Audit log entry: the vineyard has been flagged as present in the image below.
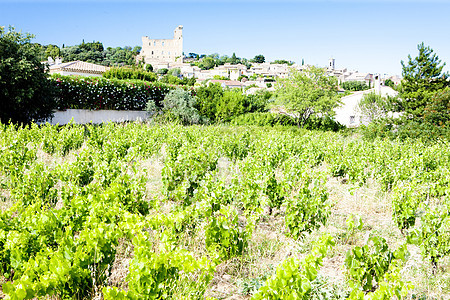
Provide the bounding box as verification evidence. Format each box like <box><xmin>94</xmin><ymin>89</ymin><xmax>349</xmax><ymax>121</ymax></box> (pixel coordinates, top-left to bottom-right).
<box><xmin>0</xmin><ymin>122</ymin><xmax>449</xmax><ymax>299</ymax></box>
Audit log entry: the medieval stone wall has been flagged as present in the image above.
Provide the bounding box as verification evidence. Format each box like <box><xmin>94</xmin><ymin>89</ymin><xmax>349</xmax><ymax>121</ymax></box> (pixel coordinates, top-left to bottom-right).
<box><xmin>140</xmin><ymin>25</ymin><xmax>183</xmax><ymax>64</ymax></box>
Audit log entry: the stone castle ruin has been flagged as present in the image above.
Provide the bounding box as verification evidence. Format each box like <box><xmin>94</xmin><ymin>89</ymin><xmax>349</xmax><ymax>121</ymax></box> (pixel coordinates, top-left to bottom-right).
<box><xmin>139</xmin><ymin>25</ymin><xmax>183</xmax><ymax>64</ymax></box>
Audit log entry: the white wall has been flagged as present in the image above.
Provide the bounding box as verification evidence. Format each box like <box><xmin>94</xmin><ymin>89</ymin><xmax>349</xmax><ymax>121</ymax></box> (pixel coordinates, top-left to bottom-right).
<box><xmin>46</xmin><ymin>109</ymin><xmax>149</xmax><ymax>125</ymax></box>
<box><xmin>334</xmin><ymin>86</ymin><xmax>398</xmax><ymax>127</ymax></box>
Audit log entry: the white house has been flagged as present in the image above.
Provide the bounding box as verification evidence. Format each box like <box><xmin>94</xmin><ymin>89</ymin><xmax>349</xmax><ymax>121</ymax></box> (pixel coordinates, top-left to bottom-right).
<box><xmin>334</xmin><ymin>84</ymin><xmax>398</xmax><ymax>127</ymax></box>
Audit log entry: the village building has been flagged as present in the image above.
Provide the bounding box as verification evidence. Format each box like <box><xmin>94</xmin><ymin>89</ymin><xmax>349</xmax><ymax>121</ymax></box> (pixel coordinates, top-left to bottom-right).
<box><xmin>47</xmin><ymin>58</ymin><xmax>109</xmax><ymax>77</ymax></box>
<box><xmin>334</xmin><ymin>77</ymin><xmax>398</xmax><ymax>127</ymax></box>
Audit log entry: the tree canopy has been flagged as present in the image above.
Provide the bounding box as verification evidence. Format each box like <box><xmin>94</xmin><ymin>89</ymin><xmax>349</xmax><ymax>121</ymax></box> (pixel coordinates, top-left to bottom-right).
<box><xmin>399</xmin><ymin>42</ymin><xmax>449</xmax><ymax>118</ymax></box>
<box><xmin>274</xmin><ymin>66</ymin><xmax>340</xmax><ymax>126</ymax></box>
<box><xmin>252</xmin><ymin>55</ymin><xmax>265</xmax><ymax>63</ymax></box>
<box><xmin>0</xmin><ymin>26</ymin><xmax>55</xmax><ymax>123</ymax></box>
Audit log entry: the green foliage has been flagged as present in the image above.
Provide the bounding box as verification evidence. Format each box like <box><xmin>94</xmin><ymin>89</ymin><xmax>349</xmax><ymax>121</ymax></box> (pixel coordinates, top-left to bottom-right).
<box><xmin>157</xmin><ymin>68</ymin><xmax>169</xmax><ymax>75</ymax></box>
<box><xmin>161</xmin><ymin>141</ymin><xmax>218</xmax><ymax>204</ymax></box>
<box><xmin>399</xmin><ymin>42</ymin><xmax>449</xmax><ymax>118</ymax></box>
<box><xmin>195</xmin><ymin>84</ymin><xmax>268</xmax><ymax>123</ymax></box>
<box><xmin>194</xmin><ymin>83</ymin><xmax>224</xmax><ymax>121</ymax></box>
<box><xmin>384</xmin><ymin>79</ymin><xmax>395</xmax><ymax>88</ymax></box>
<box><xmin>103</xmin><ymin>67</ymin><xmax>157</xmax><ymax>82</ymax></box>
<box><xmin>205</xmin><ymin>205</ymin><xmax>254</xmax><ymax>260</ymax></box>
<box><xmin>345</xmin><ymin>234</ymin><xmax>408</xmax><ymax>292</ymax></box>
<box><xmin>342</xmin><ymin>81</ymin><xmax>369</xmax><ymax>91</ymax></box>
<box><xmin>103</xmin><ymin>236</ymin><xmax>215</xmax><ymax>300</ymax></box>
<box><xmin>407</xmin><ymin>200</ymin><xmax>450</xmax><ymax>271</ymax></box>
<box><xmin>285</xmin><ymin>176</ymin><xmax>331</xmax><ymax>240</ymax></box>
<box><xmin>52</xmin><ymin>74</ymin><xmax>175</xmax><ymax>110</ymax></box>
<box><xmin>357</xmin><ymin>92</ymin><xmax>393</xmax><ymax>122</ymax></box>
<box><xmin>274</xmin><ymin>66</ymin><xmax>340</xmax><ymax>126</ymax></box>
<box><xmin>391</xmin><ymin>183</ymin><xmax>424</xmax><ymax>233</ymax></box>
<box><xmin>252</xmin><ymin>54</ymin><xmax>265</xmax><ymax>63</ymax></box>
<box><xmin>57</xmin><ymin>43</ymin><xmax>139</xmax><ymax>66</ymax></box>
<box><xmin>232</xmin><ymin>112</ymin><xmax>296</xmax><ymax>126</ymax></box>
<box><xmin>197</xmin><ymin>56</ymin><xmax>216</xmax><ymax>70</ymax></box>
<box><xmin>347</xmin><ymin>260</ymin><xmax>413</xmax><ymax>300</ymax></box>
<box><xmin>251</xmin><ymin>234</ymin><xmax>335</xmax><ymax>300</ymax></box>
<box><xmin>213</xmin><ymin>75</ymin><xmax>229</xmax><ymax>80</ymax></box>
<box><xmin>271</xmin><ymin>60</ymin><xmax>294</xmax><ymax>66</ymax></box>
<box><xmin>159</xmin><ymin>74</ymin><xmax>196</xmax><ymax>86</ymax></box>
<box><xmin>0</xmin><ymin>26</ymin><xmax>56</xmax><ymax>123</ymax></box>
<box><xmin>156</xmin><ymin>88</ymin><xmax>202</xmax><ymax>125</ymax></box>
<box><xmin>423</xmin><ymin>88</ymin><xmax>450</xmax><ymax>127</ymax></box>
<box><xmin>145</xmin><ymin>63</ymin><xmax>153</xmax><ymax>72</ymax></box>
<box><xmin>216</xmin><ymin>89</ymin><xmax>249</xmax><ymax>122</ymax></box>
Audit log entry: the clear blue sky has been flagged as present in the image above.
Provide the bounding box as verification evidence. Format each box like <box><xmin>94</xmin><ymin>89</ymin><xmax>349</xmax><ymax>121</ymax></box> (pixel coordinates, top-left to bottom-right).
<box><xmin>1</xmin><ymin>0</ymin><xmax>449</xmax><ymax>75</ymax></box>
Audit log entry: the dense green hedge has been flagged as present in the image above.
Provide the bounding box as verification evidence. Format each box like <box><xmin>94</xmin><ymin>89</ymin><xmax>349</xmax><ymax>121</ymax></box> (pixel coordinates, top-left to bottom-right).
<box><xmin>231</xmin><ymin>112</ymin><xmax>297</xmax><ymax>126</ymax></box>
<box><xmin>102</xmin><ymin>67</ymin><xmax>157</xmax><ymax>82</ymax></box>
<box><xmin>232</xmin><ymin>112</ymin><xmax>345</xmax><ymax>131</ymax></box>
<box><xmin>51</xmin><ymin>75</ymin><xmax>194</xmax><ymax>111</ymax></box>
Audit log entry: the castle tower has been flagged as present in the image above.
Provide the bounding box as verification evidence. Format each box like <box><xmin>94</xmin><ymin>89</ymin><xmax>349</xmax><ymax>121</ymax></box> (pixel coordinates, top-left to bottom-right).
<box><xmin>328</xmin><ymin>57</ymin><xmax>335</xmax><ymax>71</ymax></box>
<box><xmin>139</xmin><ymin>25</ymin><xmax>184</xmax><ymax>64</ymax></box>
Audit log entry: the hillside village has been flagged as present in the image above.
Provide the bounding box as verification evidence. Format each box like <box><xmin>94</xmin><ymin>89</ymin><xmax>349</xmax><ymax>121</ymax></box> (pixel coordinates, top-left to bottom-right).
<box><xmin>46</xmin><ymin>25</ymin><xmax>401</xmax><ymax>92</ymax></box>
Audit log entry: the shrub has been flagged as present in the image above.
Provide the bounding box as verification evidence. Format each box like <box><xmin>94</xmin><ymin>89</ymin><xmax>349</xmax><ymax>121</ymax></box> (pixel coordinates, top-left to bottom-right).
<box><xmin>231</xmin><ymin>112</ymin><xmax>296</xmax><ymax>126</ymax></box>
<box><xmin>342</xmin><ymin>81</ymin><xmax>370</xmax><ymax>91</ymax></box>
<box><xmin>157</xmin><ymin>68</ymin><xmax>169</xmax><ymax>75</ymax></box>
<box><xmin>148</xmin><ymin>88</ymin><xmax>201</xmax><ymax>125</ymax></box>
<box><xmin>102</xmin><ymin>67</ymin><xmax>157</xmax><ymax>82</ymax></box>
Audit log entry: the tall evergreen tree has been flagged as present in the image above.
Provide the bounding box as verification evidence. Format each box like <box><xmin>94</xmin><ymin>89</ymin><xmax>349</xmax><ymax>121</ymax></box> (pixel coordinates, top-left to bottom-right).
<box><xmin>400</xmin><ymin>42</ymin><xmax>448</xmax><ymax>118</ymax></box>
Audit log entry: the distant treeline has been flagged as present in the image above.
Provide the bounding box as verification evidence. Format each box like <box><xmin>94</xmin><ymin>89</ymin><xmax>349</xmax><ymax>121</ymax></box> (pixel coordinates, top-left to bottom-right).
<box><xmin>35</xmin><ymin>41</ymin><xmax>141</xmax><ymax>66</ymax></box>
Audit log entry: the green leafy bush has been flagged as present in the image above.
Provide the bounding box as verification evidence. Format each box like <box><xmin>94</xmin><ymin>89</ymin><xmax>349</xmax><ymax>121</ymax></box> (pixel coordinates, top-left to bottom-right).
<box><xmin>251</xmin><ymin>234</ymin><xmax>334</xmax><ymax>299</ymax></box>
<box><xmin>205</xmin><ymin>206</ymin><xmax>254</xmax><ymax>260</ymax></box>
<box><xmin>342</xmin><ymin>81</ymin><xmax>370</xmax><ymax>91</ymax></box>
<box><xmin>102</xmin><ymin>67</ymin><xmax>157</xmax><ymax>82</ymax></box>
<box><xmin>345</xmin><ymin>235</ymin><xmax>408</xmax><ymax>292</ymax></box>
<box><xmin>150</xmin><ymin>88</ymin><xmax>202</xmax><ymax>125</ymax></box>
<box><xmin>285</xmin><ymin>176</ymin><xmax>331</xmax><ymax>240</ymax></box>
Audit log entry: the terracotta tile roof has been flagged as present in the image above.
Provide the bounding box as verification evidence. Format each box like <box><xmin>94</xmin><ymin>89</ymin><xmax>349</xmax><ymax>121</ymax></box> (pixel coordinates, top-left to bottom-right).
<box><xmin>49</xmin><ymin>61</ymin><xmax>108</xmax><ymax>74</ymax></box>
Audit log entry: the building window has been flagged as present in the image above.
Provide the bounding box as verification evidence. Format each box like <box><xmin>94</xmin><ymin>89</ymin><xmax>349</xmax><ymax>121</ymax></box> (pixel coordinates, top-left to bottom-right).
<box><xmin>350</xmin><ymin>116</ymin><xmax>355</xmax><ymax>124</ymax></box>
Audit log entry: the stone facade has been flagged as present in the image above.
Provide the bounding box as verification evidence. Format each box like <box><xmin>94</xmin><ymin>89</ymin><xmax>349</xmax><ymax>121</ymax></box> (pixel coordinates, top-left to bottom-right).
<box><xmin>139</xmin><ymin>25</ymin><xmax>183</xmax><ymax>64</ymax></box>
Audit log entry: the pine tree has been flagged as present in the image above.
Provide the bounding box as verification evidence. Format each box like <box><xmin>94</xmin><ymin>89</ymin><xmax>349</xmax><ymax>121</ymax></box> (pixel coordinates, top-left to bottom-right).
<box><xmin>400</xmin><ymin>42</ymin><xmax>448</xmax><ymax>118</ymax></box>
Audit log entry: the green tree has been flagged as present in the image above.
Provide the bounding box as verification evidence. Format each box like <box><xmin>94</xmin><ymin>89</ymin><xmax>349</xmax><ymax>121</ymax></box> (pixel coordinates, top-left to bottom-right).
<box><xmin>252</xmin><ymin>54</ymin><xmax>265</xmax><ymax>63</ymax></box>
<box><xmin>357</xmin><ymin>92</ymin><xmax>393</xmax><ymax>122</ymax></box>
<box><xmin>44</xmin><ymin>44</ymin><xmax>61</xmax><ymax>59</ymax></box>
<box><xmin>215</xmin><ymin>89</ymin><xmax>248</xmax><ymax>122</ymax></box>
<box><xmin>145</xmin><ymin>63</ymin><xmax>153</xmax><ymax>72</ymax></box>
<box><xmin>384</xmin><ymin>78</ymin><xmax>395</xmax><ymax>88</ymax></box>
<box><xmin>399</xmin><ymin>42</ymin><xmax>448</xmax><ymax>118</ymax></box>
<box><xmin>423</xmin><ymin>88</ymin><xmax>450</xmax><ymax>127</ymax></box>
<box><xmin>274</xmin><ymin>66</ymin><xmax>340</xmax><ymax>127</ymax></box>
<box><xmin>229</xmin><ymin>52</ymin><xmax>239</xmax><ymax>65</ymax></box>
<box><xmin>198</xmin><ymin>57</ymin><xmax>216</xmax><ymax>70</ymax></box>
<box><xmin>194</xmin><ymin>83</ymin><xmax>224</xmax><ymax>122</ymax></box>
<box><xmin>0</xmin><ymin>26</ymin><xmax>56</xmax><ymax>123</ymax></box>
